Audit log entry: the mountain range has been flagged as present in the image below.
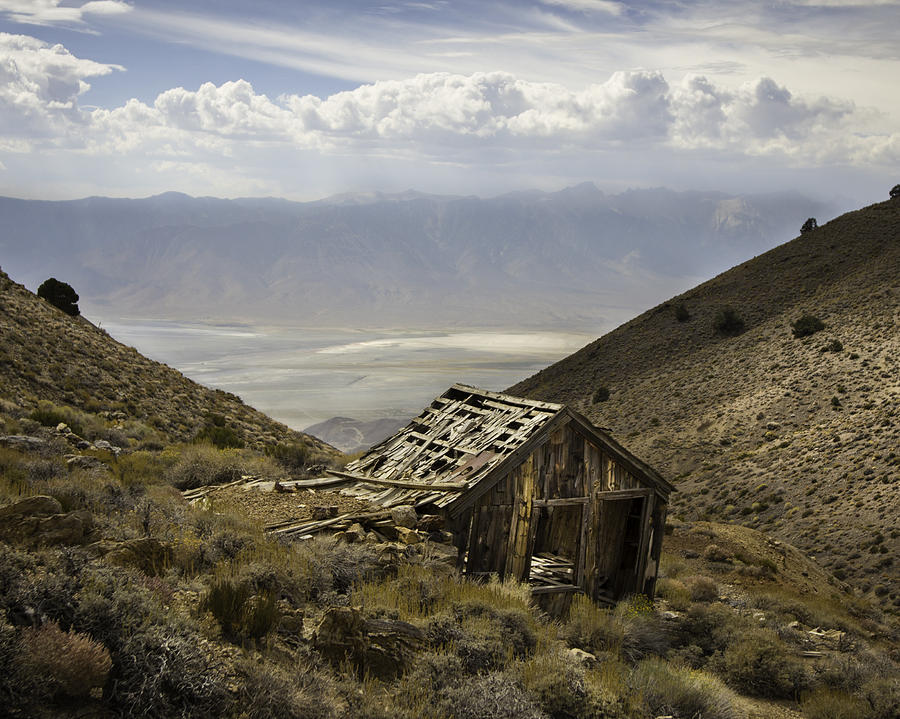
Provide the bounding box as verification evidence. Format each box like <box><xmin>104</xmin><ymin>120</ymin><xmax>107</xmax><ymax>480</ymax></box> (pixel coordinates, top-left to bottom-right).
<box><xmin>0</xmin><ymin>185</ymin><xmax>834</xmax><ymax>328</ymax></box>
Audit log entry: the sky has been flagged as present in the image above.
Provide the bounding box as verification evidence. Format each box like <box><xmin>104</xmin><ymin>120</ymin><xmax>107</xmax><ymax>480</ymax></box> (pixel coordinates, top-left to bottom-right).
<box><xmin>0</xmin><ymin>0</ymin><xmax>898</xmax><ymax>203</ymax></box>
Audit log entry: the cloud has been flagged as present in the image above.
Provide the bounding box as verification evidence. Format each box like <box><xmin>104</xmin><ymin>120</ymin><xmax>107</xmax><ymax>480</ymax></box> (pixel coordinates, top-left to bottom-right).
<box><xmin>538</xmin><ymin>0</ymin><xmax>625</xmax><ymax>14</ymax></box>
<box><xmin>0</xmin><ymin>0</ymin><xmax>131</xmax><ymax>28</ymax></box>
<box><xmin>0</xmin><ymin>32</ymin><xmax>896</xmax><ymax>200</ymax></box>
<box><xmin>0</xmin><ymin>33</ymin><xmax>123</xmax><ymax>140</ymax></box>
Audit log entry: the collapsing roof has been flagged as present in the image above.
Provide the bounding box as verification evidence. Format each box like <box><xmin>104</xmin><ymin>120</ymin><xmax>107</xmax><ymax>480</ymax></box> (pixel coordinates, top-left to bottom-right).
<box><xmin>327</xmin><ymin>383</ymin><xmax>672</xmax><ymax>514</ymax></box>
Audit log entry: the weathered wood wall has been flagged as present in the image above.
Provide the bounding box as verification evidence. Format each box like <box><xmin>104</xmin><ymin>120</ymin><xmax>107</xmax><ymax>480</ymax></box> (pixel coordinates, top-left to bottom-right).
<box><xmin>462</xmin><ymin>420</ymin><xmax>667</xmax><ymax>607</ymax></box>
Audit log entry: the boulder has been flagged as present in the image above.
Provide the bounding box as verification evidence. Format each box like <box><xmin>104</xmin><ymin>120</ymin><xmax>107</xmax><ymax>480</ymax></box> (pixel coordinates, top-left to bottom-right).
<box><xmin>0</xmin><ymin>435</ymin><xmax>47</xmax><ymax>452</ymax></box>
<box><xmin>396</xmin><ymin>527</ymin><xmax>421</xmax><ymax>545</ymax></box>
<box><xmin>66</xmin><ymin>455</ymin><xmax>108</xmax><ymax>472</ymax></box>
<box><xmin>390</xmin><ymin>505</ymin><xmax>418</xmax><ymax>529</ymax></box>
<box><xmin>340</xmin><ymin>523</ymin><xmax>367</xmax><ymax>544</ymax></box>
<box><xmin>93</xmin><ymin>439</ymin><xmax>123</xmax><ymax>457</ymax></box>
<box><xmin>0</xmin><ymin>496</ymin><xmax>95</xmax><ymax>546</ymax></box>
<box><xmin>313</xmin><ymin>606</ymin><xmax>424</xmax><ymax>679</ymax></box>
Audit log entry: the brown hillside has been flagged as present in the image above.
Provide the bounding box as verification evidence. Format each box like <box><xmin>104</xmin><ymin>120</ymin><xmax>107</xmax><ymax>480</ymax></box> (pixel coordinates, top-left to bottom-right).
<box><xmin>0</xmin><ymin>268</ymin><xmax>336</xmax><ymax>457</ymax></box>
<box><xmin>511</xmin><ymin>199</ymin><xmax>900</xmax><ymax>609</ymax></box>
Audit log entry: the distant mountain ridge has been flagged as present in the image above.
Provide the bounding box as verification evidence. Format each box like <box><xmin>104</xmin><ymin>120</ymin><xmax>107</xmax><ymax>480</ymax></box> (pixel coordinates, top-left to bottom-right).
<box><xmin>0</xmin><ymin>185</ymin><xmax>834</xmax><ymax>328</ymax></box>
<box><xmin>510</xmin><ymin>197</ymin><xmax>900</xmax><ymax>607</ymax></box>
<box><xmin>303</xmin><ymin>416</ymin><xmax>410</xmax><ymax>454</ymax></box>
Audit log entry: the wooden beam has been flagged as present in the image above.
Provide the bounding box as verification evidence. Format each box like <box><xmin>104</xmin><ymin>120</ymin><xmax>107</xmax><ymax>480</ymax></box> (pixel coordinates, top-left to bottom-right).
<box><xmin>325</xmin><ymin>469</ymin><xmax>468</xmax><ymax>492</ymax></box>
<box><xmin>532</xmin><ymin>497</ymin><xmax>590</xmax><ymax>507</ymax></box>
<box><xmin>530</xmin><ymin>584</ymin><xmax>581</xmax><ymax>595</ymax></box>
<box><xmin>594</xmin><ymin>488</ymin><xmax>653</xmax><ymax>501</ymax></box>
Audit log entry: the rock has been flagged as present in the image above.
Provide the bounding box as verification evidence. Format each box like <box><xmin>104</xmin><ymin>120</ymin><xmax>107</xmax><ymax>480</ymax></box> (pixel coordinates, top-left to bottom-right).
<box><xmin>396</xmin><ymin>527</ymin><xmax>421</xmax><ymax>545</ymax></box>
<box><xmin>0</xmin><ymin>435</ymin><xmax>47</xmax><ymax>452</ymax></box>
<box><xmin>93</xmin><ymin>439</ymin><xmax>123</xmax><ymax>457</ymax></box>
<box><xmin>278</xmin><ymin>607</ymin><xmax>305</xmax><ymax>636</ymax></box>
<box><xmin>104</xmin><ymin>538</ymin><xmax>173</xmax><ymax>575</ymax></box>
<box><xmin>344</xmin><ymin>523</ymin><xmax>367</xmax><ymax>543</ymax></box>
<box><xmin>365</xmin><ymin>531</ymin><xmax>386</xmax><ymax>544</ymax></box>
<box><xmin>312</xmin><ymin>505</ymin><xmax>339</xmax><ymax>520</ymax></box>
<box><xmin>390</xmin><ymin>505</ymin><xmax>418</xmax><ymax>529</ymax></box>
<box><xmin>567</xmin><ymin>648</ymin><xmax>597</xmax><ymax>667</ymax></box>
<box><xmin>66</xmin><ymin>455</ymin><xmax>108</xmax><ymax>471</ymax></box>
<box><xmin>0</xmin><ymin>496</ymin><xmax>95</xmax><ymax>546</ymax></box>
<box><xmin>313</xmin><ymin>606</ymin><xmax>424</xmax><ymax>679</ymax></box>
<box><xmin>0</xmin><ymin>495</ymin><xmax>62</xmax><ymax>519</ymax></box>
<box><xmin>416</xmin><ymin>514</ymin><xmax>444</xmax><ymax>532</ymax></box>
<box><xmin>56</xmin><ymin>423</ymin><xmax>71</xmax><ymax>434</ymax></box>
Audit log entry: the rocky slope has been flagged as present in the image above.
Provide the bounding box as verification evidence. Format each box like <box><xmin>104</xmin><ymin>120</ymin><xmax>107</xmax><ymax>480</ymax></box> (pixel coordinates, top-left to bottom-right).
<box><xmin>510</xmin><ymin>198</ymin><xmax>900</xmax><ymax>608</ymax></box>
<box><xmin>0</xmin><ymin>268</ymin><xmax>336</xmax><ymax>457</ymax></box>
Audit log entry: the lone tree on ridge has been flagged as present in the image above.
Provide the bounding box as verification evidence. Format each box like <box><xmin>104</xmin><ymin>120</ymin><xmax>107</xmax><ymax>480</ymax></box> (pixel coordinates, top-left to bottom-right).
<box><xmin>37</xmin><ymin>278</ymin><xmax>80</xmax><ymax>316</ymax></box>
<box><xmin>800</xmin><ymin>217</ymin><xmax>817</xmax><ymax>234</ymax></box>
<box><xmin>890</xmin><ymin>184</ymin><xmax>900</xmax><ymax>200</ymax></box>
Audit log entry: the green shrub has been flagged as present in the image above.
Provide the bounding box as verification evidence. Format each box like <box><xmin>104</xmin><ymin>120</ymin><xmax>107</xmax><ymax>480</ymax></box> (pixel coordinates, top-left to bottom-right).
<box><xmin>714</xmin><ymin>308</ymin><xmax>745</xmax><ymax>336</ymax></box>
<box><xmin>265</xmin><ymin>442</ymin><xmax>310</xmax><ymax>472</ymax></box>
<box><xmin>824</xmin><ymin>339</ymin><xmax>844</xmax><ymax>353</ymax></box>
<box><xmin>860</xmin><ymin>676</ymin><xmax>900</xmax><ymax>719</ymax></box>
<box><xmin>166</xmin><ymin>445</ymin><xmax>244</xmax><ymax>490</ymax></box>
<box><xmin>670</xmin><ymin>603</ymin><xmax>747</xmax><ymax>660</ymax></box>
<box><xmin>236</xmin><ymin>658</ymin><xmax>343</xmax><ymax>719</ymax></box>
<box><xmin>802</xmin><ymin>688</ymin><xmax>868</xmax><ymax>719</ymax></box>
<box><xmin>562</xmin><ymin>594</ymin><xmax>623</xmax><ymax>655</ymax></box>
<box><xmin>18</xmin><ymin>620</ymin><xmax>111</xmax><ymax>699</ymax></box>
<box><xmin>29</xmin><ymin>404</ymin><xmax>84</xmax><ymax>438</ymax></box>
<box><xmin>592</xmin><ymin>386</ymin><xmax>611</xmax><ymax>404</ymax></box>
<box><xmin>111</xmin><ymin>624</ymin><xmax>231</xmax><ymax>719</ymax></box>
<box><xmin>195</xmin><ymin>423</ymin><xmax>244</xmax><ymax>449</ymax></box>
<box><xmin>657</xmin><ymin>578</ymin><xmax>691</xmax><ymax>611</ymax></box>
<box><xmin>616</xmin><ymin>599</ymin><xmax>668</xmax><ymax>662</ymax></box>
<box><xmin>792</xmin><ymin>314</ymin><xmax>825</xmax><ymax>338</ymax></box>
<box><xmin>674</xmin><ymin>302</ymin><xmax>691</xmax><ymax>322</ymax></box>
<box><xmin>713</xmin><ymin>627</ymin><xmax>809</xmax><ymax>698</ymax></box>
<box><xmin>442</xmin><ymin>671</ymin><xmax>545</xmax><ymax>719</ymax></box>
<box><xmin>683</xmin><ymin>575</ymin><xmax>718</xmax><ymax>602</ymax></box>
<box><xmin>632</xmin><ymin>657</ymin><xmax>742</xmax><ymax>719</ymax></box>
<box><xmin>201</xmin><ymin>577</ymin><xmax>279</xmax><ymax>643</ymax></box>
<box><xmin>520</xmin><ymin>650</ymin><xmax>607</xmax><ymax>719</ymax></box>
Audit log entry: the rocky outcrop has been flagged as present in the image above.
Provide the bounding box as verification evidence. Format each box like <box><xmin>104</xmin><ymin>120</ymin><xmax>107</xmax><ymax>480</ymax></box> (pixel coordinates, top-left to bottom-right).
<box><xmin>0</xmin><ymin>495</ymin><xmax>97</xmax><ymax>546</ymax></box>
<box><xmin>313</xmin><ymin>606</ymin><xmax>425</xmax><ymax>679</ymax></box>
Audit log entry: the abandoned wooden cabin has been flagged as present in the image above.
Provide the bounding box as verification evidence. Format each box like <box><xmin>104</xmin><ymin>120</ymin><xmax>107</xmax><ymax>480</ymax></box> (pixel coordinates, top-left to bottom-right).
<box><xmin>319</xmin><ymin>384</ymin><xmax>673</xmax><ymax>607</ymax></box>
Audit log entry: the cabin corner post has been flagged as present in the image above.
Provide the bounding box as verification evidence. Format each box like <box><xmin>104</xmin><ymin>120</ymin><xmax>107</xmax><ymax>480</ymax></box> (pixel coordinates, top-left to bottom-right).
<box><xmin>642</xmin><ymin>498</ymin><xmax>668</xmax><ymax>597</ymax></box>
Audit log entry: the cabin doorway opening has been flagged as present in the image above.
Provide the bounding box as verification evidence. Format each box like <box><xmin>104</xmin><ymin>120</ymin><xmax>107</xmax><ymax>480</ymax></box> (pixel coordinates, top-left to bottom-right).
<box><xmin>592</xmin><ymin>495</ymin><xmax>647</xmax><ymax>603</ymax></box>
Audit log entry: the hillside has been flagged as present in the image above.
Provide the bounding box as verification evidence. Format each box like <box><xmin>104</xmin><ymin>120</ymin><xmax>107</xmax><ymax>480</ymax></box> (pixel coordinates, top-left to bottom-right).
<box><xmin>0</xmin><ymin>268</ymin><xmax>335</xmax><ymax>458</ymax></box>
<box><xmin>0</xmin><ymin>187</ymin><xmax>832</xmax><ymax>328</ymax></box>
<box><xmin>511</xmin><ymin>198</ymin><xmax>900</xmax><ymax>608</ymax></box>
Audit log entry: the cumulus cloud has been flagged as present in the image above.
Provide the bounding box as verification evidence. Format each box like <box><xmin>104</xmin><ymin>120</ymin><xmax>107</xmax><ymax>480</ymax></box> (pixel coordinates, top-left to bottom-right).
<box><xmin>0</xmin><ymin>0</ymin><xmax>131</xmax><ymax>28</ymax></box>
<box><xmin>0</xmin><ymin>33</ymin><xmax>123</xmax><ymax>140</ymax></box>
<box><xmin>0</xmin><ymin>32</ymin><xmax>896</xmax><ymax>197</ymax></box>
